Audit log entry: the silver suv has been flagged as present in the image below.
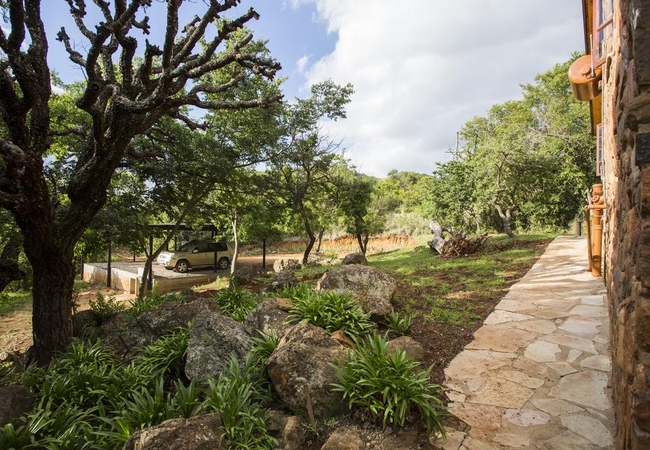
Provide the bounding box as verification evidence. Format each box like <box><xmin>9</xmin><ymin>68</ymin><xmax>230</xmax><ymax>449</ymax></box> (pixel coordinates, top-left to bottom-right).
<box><xmin>157</xmin><ymin>240</ymin><xmax>234</xmax><ymax>273</ymax></box>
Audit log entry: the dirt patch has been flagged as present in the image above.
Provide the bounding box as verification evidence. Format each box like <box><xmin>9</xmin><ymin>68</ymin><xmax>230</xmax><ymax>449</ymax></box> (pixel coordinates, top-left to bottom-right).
<box><xmin>0</xmin><ymin>286</ymin><xmax>131</xmax><ymax>357</ymax></box>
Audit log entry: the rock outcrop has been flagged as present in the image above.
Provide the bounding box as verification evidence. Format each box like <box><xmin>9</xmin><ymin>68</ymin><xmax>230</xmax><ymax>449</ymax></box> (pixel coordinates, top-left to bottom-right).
<box><xmin>123</xmin><ymin>413</ymin><xmax>223</xmax><ymax>450</ymax></box>
<box><xmin>273</xmin><ymin>258</ymin><xmax>301</xmax><ymax>273</ymax></box>
<box><xmin>185</xmin><ymin>309</ymin><xmax>252</xmax><ymax>384</ymax></box>
<box><xmin>267</xmin><ymin>321</ymin><xmax>348</xmax><ymax>419</ymax></box>
<box><xmin>0</xmin><ymin>385</ymin><xmax>34</xmax><ymax>427</ymax></box>
<box><xmin>316</xmin><ymin>265</ymin><xmax>396</xmax><ymax>320</ymax></box>
<box><xmin>101</xmin><ymin>298</ymin><xmax>217</xmax><ymax>359</ymax></box>
<box><xmin>341</xmin><ymin>253</ymin><xmax>367</xmax><ymax>265</ymax></box>
<box><xmin>244</xmin><ymin>297</ymin><xmax>291</xmax><ymax>338</ymax></box>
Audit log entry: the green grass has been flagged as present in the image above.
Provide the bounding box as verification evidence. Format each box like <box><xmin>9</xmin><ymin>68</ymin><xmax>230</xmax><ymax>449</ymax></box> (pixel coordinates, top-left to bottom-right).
<box><xmin>369</xmin><ymin>234</ymin><xmax>554</xmax><ymax>327</ymax></box>
<box><xmin>0</xmin><ymin>290</ymin><xmax>31</xmax><ymax>314</ymax></box>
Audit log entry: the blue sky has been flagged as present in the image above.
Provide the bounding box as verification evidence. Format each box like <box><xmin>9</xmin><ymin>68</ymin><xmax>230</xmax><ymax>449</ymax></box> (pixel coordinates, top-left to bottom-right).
<box><xmin>39</xmin><ymin>0</ymin><xmax>585</xmax><ymax>177</ymax></box>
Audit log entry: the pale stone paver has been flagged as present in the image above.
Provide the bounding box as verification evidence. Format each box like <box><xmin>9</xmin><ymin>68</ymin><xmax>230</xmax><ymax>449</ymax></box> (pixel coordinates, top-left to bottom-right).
<box><xmin>440</xmin><ymin>237</ymin><xmax>615</xmax><ymax>449</ymax></box>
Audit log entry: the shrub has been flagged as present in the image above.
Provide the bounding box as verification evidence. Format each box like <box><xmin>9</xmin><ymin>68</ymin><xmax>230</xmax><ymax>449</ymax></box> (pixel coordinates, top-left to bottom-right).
<box><xmin>129</xmin><ymin>290</ymin><xmax>185</xmax><ymax>316</ymax></box>
<box><xmin>213</xmin><ymin>288</ymin><xmax>261</xmax><ymax>322</ymax></box>
<box><xmin>332</xmin><ymin>333</ymin><xmax>446</xmax><ymax>436</ymax></box>
<box><xmin>384</xmin><ymin>310</ymin><xmax>413</xmax><ymax>336</ymax></box>
<box><xmin>133</xmin><ymin>326</ymin><xmax>189</xmax><ymax>379</ymax></box>
<box><xmin>89</xmin><ymin>293</ymin><xmax>127</xmax><ymax>323</ymax></box>
<box><xmin>249</xmin><ymin>330</ymin><xmax>279</xmax><ymax>368</ymax></box>
<box><xmin>287</xmin><ymin>290</ymin><xmax>375</xmax><ymax>341</ymax></box>
<box><xmin>203</xmin><ymin>356</ymin><xmax>277</xmax><ymax>449</ymax></box>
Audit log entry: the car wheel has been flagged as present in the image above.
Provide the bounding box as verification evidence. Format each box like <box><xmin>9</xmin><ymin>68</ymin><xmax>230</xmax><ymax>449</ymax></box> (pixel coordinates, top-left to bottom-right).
<box><xmin>217</xmin><ymin>257</ymin><xmax>230</xmax><ymax>270</ymax></box>
<box><xmin>175</xmin><ymin>260</ymin><xmax>190</xmax><ymax>273</ymax></box>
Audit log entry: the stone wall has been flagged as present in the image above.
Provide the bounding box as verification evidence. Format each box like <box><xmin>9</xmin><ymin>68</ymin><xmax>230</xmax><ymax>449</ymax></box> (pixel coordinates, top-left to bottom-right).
<box><xmin>602</xmin><ymin>1</ymin><xmax>650</xmax><ymax>448</ymax></box>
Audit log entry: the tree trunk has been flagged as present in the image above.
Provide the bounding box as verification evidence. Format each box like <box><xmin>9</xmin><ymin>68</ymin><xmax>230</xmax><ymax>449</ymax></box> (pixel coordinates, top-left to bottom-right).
<box><xmin>494</xmin><ymin>204</ymin><xmax>515</xmax><ymax>238</ymax></box>
<box><xmin>301</xmin><ymin>215</ymin><xmax>316</xmax><ymax>265</ymax></box>
<box><xmin>355</xmin><ymin>233</ymin><xmax>369</xmax><ymax>254</ymax></box>
<box><xmin>298</xmin><ymin>203</ymin><xmax>316</xmax><ymax>265</ymax></box>
<box><xmin>138</xmin><ymin>256</ymin><xmax>153</xmax><ymax>299</ymax></box>
<box><xmin>230</xmin><ymin>212</ymin><xmax>239</xmax><ymax>288</ymax></box>
<box><xmin>23</xmin><ymin>238</ymin><xmax>75</xmax><ymax>366</ymax></box>
<box><xmin>315</xmin><ymin>229</ymin><xmax>324</xmax><ymax>252</ymax></box>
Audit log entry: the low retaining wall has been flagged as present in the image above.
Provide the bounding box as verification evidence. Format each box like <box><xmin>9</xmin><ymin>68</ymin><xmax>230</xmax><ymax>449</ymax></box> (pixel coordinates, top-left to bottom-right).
<box><xmin>82</xmin><ymin>263</ymin><xmax>222</xmax><ymax>294</ymax></box>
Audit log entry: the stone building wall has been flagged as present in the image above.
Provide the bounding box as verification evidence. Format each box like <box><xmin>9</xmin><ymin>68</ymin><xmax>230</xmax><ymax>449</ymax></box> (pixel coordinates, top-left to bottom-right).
<box><xmin>602</xmin><ymin>0</ymin><xmax>650</xmax><ymax>448</ymax></box>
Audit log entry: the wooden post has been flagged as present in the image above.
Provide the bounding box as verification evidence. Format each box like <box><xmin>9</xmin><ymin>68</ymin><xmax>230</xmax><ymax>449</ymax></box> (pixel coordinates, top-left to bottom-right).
<box><xmin>107</xmin><ymin>241</ymin><xmax>112</xmax><ymax>288</ymax></box>
<box><xmin>590</xmin><ymin>184</ymin><xmax>605</xmax><ymax>277</ymax></box>
<box><xmin>262</xmin><ymin>238</ymin><xmax>266</xmax><ymax>269</ymax></box>
<box><xmin>148</xmin><ymin>235</ymin><xmax>153</xmax><ymax>290</ymax></box>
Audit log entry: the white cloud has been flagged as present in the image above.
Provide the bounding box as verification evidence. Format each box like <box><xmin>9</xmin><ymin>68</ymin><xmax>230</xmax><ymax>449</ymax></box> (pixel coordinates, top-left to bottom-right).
<box><xmin>296</xmin><ymin>54</ymin><xmax>310</xmax><ymax>74</ymax></box>
<box><xmin>293</xmin><ymin>0</ymin><xmax>584</xmax><ymax>177</ymax></box>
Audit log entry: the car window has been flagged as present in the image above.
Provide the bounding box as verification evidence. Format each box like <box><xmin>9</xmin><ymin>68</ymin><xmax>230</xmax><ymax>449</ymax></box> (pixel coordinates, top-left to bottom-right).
<box><xmin>215</xmin><ymin>243</ymin><xmax>228</xmax><ymax>252</ymax></box>
<box><xmin>195</xmin><ymin>243</ymin><xmax>211</xmax><ymax>253</ymax></box>
<box><xmin>178</xmin><ymin>242</ymin><xmax>196</xmax><ymax>252</ymax></box>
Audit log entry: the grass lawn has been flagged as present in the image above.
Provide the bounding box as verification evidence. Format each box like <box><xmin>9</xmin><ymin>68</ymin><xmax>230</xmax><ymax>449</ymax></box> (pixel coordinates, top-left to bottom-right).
<box><xmin>367</xmin><ymin>233</ymin><xmax>555</xmax><ymax>384</ymax></box>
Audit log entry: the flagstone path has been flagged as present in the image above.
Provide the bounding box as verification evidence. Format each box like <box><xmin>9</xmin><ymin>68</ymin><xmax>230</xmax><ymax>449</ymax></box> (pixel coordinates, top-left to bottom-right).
<box><xmin>437</xmin><ymin>237</ymin><xmax>615</xmax><ymax>449</ymax></box>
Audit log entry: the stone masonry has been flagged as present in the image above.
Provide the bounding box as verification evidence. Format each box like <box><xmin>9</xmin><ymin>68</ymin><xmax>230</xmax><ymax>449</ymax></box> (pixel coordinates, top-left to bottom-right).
<box><xmin>600</xmin><ymin>1</ymin><xmax>650</xmax><ymax>448</ymax></box>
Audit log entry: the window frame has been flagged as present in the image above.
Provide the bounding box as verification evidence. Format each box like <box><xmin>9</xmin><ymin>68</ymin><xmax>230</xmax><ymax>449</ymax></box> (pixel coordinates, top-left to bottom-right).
<box><xmin>591</xmin><ymin>0</ymin><xmax>614</xmax><ymax>68</ymax></box>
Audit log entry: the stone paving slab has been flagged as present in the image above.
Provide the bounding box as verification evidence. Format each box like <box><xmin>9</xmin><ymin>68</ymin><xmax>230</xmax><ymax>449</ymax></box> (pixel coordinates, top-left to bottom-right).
<box><xmin>437</xmin><ymin>237</ymin><xmax>615</xmax><ymax>449</ymax></box>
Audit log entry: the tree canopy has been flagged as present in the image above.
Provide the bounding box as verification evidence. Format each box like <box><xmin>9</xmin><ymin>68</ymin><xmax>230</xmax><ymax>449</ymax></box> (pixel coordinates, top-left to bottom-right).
<box><xmin>427</xmin><ymin>55</ymin><xmax>596</xmax><ymax>236</ymax></box>
<box><xmin>0</xmin><ymin>0</ymin><xmax>282</xmax><ymax>364</ymax></box>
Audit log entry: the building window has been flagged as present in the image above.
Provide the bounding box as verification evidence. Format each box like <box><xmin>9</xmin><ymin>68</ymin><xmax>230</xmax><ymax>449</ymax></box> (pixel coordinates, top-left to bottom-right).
<box><xmin>592</xmin><ymin>0</ymin><xmax>614</xmax><ymax>67</ymax></box>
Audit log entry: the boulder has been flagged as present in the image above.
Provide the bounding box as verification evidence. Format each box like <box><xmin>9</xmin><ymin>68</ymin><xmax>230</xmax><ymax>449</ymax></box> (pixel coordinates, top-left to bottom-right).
<box><xmin>341</xmin><ymin>253</ymin><xmax>367</xmax><ymax>265</ymax></box>
<box><xmin>0</xmin><ymin>385</ymin><xmax>34</xmax><ymax>427</ymax></box>
<box><xmin>282</xmin><ymin>416</ymin><xmax>306</xmax><ymax>450</ymax></box>
<box><xmin>185</xmin><ymin>309</ymin><xmax>252</xmax><ymax>384</ymax></box>
<box><xmin>320</xmin><ymin>427</ymin><xmax>365</xmax><ymax>450</ymax></box>
<box><xmin>101</xmin><ymin>298</ymin><xmax>217</xmax><ymax>360</ymax></box>
<box><xmin>316</xmin><ymin>265</ymin><xmax>396</xmax><ymax>320</ymax></box>
<box><xmin>244</xmin><ymin>297</ymin><xmax>291</xmax><ymax>338</ymax></box>
<box><xmin>275</xmin><ymin>297</ymin><xmax>294</xmax><ymax>311</ymax></box>
<box><xmin>231</xmin><ymin>266</ymin><xmax>268</xmax><ymax>287</ymax></box>
<box><xmin>264</xmin><ymin>271</ymin><xmax>298</xmax><ymax>293</ymax></box>
<box><xmin>72</xmin><ymin>309</ymin><xmax>101</xmax><ymax>338</ymax></box>
<box><xmin>386</xmin><ymin>336</ymin><xmax>425</xmax><ymax>362</ymax></box>
<box><xmin>123</xmin><ymin>413</ymin><xmax>223</xmax><ymax>450</ymax></box>
<box><xmin>273</xmin><ymin>258</ymin><xmax>301</xmax><ymax>273</ymax></box>
<box><xmin>267</xmin><ymin>321</ymin><xmax>348</xmax><ymax>419</ymax></box>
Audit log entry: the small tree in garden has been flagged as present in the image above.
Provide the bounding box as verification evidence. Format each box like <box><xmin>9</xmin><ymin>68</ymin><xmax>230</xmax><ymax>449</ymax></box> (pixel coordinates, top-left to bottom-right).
<box><xmin>0</xmin><ymin>0</ymin><xmax>281</xmax><ymax>364</ymax></box>
<box><xmin>271</xmin><ymin>80</ymin><xmax>354</xmax><ymax>264</ymax></box>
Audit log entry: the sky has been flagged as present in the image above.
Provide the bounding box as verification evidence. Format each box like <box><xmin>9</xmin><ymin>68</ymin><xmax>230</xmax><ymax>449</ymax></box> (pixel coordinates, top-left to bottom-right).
<box><xmin>38</xmin><ymin>0</ymin><xmax>585</xmax><ymax>178</ymax></box>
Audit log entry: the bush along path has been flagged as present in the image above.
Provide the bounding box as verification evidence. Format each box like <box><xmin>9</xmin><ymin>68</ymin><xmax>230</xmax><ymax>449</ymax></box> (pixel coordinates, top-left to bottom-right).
<box><xmin>0</xmin><ymin>235</ymin><xmax>553</xmax><ymax>449</ymax></box>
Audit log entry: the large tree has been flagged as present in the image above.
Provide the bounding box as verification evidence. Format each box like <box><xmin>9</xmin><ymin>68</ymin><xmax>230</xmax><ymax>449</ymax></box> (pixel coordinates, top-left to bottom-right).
<box><xmin>428</xmin><ymin>56</ymin><xmax>595</xmax><ymax>237</ymax></box>
<box><xmin>0</xmin><ymin>0</ymin><xmax>281</xmax><ymax>364</ymax></box>
<box><xmin>272</xmin><ymin>80</ymin><xmax>353</xmax><ymax>264</ymax></box>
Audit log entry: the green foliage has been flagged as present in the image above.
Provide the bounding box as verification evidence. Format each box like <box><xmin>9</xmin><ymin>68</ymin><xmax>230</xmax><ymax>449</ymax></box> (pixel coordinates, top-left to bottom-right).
<box><xmin>89</xmin><ymin>293</ymin><xmax>127</xmax><ymax>323</ymax></box>
<box><xmin>171</xmin><ymin>379</ymin><xmax>202</xmax><ymax>419</ymax></box>
<box><xmin>273</xmin><ymin>282</ymin><xmax>314</xmax><ymax>300</ymax></box>
<box><xmin>129</xmin><ymin>290</ymin><xmax>185</xmax><ymax>316</ymax></box>
<box><xmin>212</xmin><ymin>288</ymin><xmax>261</xmax><ymax>322</ymax></box>
<box><xmin>286</xmin><ymin>289</ymin><xmax>375</xmax><ymax>341</ymax></box>
<box><xmin>203</xmin><ymin>356</ymin><xmax>277</xmax><ymax>450</ymax></box>
<box><xmin>332</xmin><ymin>333</ymin><xmax>445</xmax><ymax>435</ymax></box>
<box><xmin>249</xmin><ymin>330</ymin><xmax>280</xmax><ymax>369</ymax></box>
<box><xmin>4</xmin><ymin>329</ymin><xmax>192</xmax><ymax>449</ymax></box>
<box><xmin>0</xmin><ymin>289</ymin><xmax>30</xmax><ymax>314</ymax></box>
<box><xmin>119</xmin><ymin>377</ymin><xmax>176</xmax><ymax>430</ymax></box>
<box><xmin>133</xmin><ymin>326</ymin><xmax>189</xmax><ymax>379</ymax></box>
<box><xmin>384</xmin><ymin>310</ymin><xmax>413</xmax><ymax>335</ymax></box>
<box><xmin>427</xmin><ymin>55</ymin><xmax>596</xmax><ymax>235</ymax></box>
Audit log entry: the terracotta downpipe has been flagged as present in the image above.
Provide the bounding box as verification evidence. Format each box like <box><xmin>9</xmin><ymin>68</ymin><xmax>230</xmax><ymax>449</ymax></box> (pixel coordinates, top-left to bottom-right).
<box><xmin>584</xmin><ymin>184</ymin><xmax>605</xmax><ymax>277</ymax></box>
